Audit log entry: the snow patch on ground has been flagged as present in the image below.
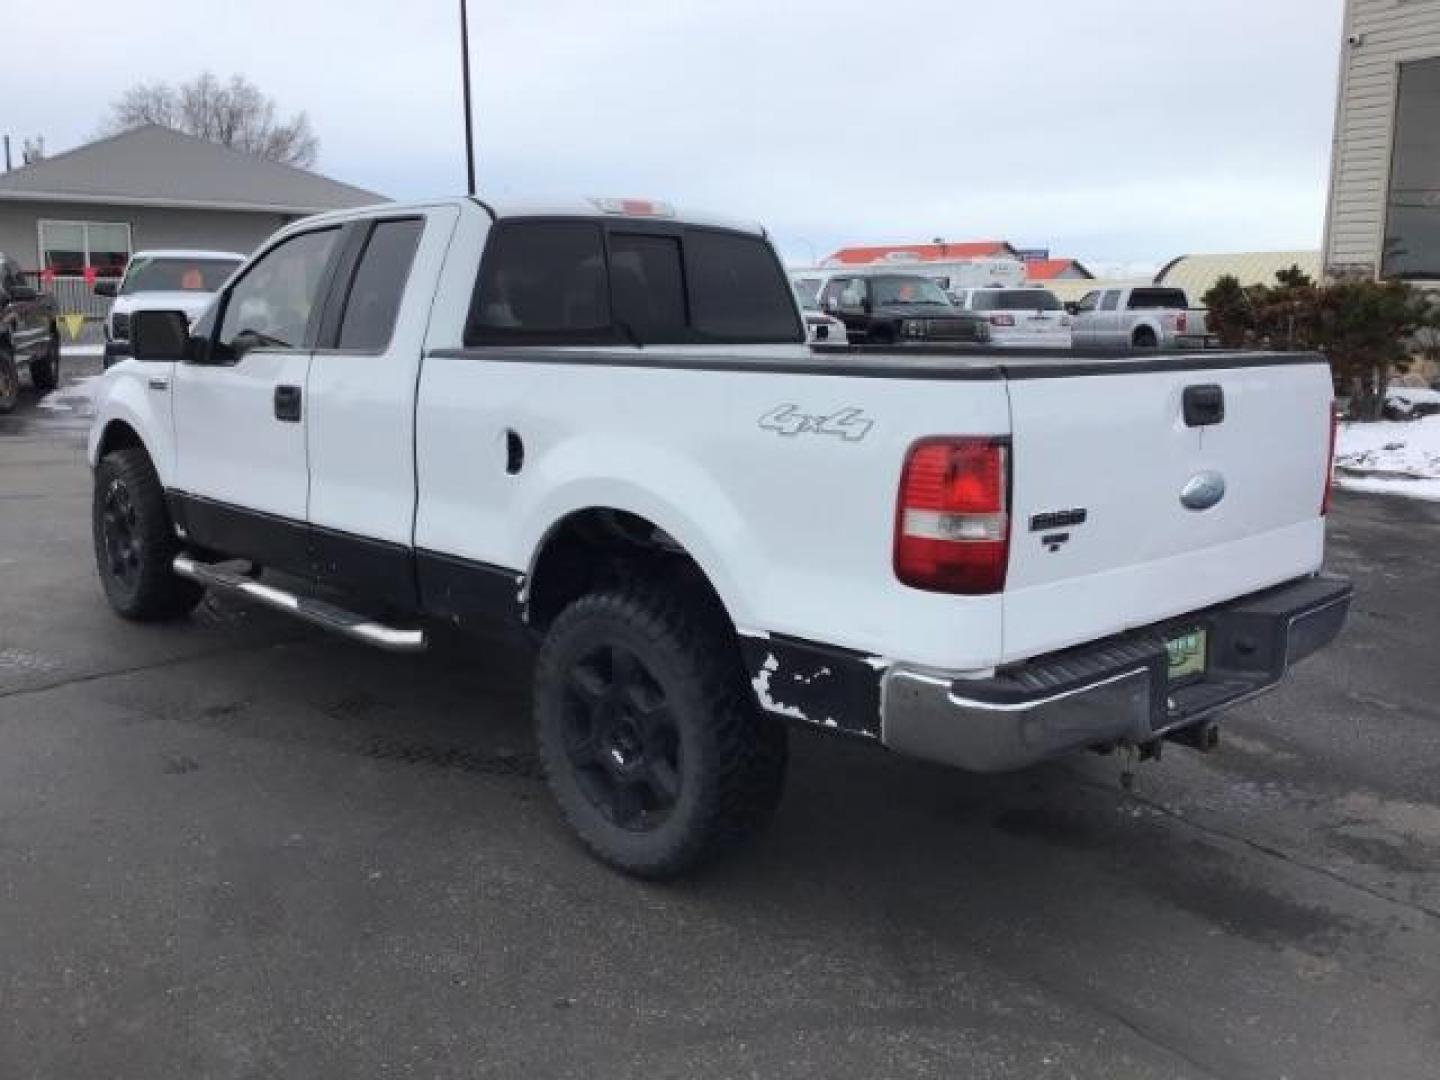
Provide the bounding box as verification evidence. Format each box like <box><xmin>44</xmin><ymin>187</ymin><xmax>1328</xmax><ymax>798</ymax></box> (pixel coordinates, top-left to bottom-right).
<box><xmin>1335</xmin><ymin>416</ymin><xmax>1440</xmax><ymax>502</ymax></box>
<box><xmin>38</xmin><ymin>376</ymin><xmax>101</xmax><ymax>417</ymax></box>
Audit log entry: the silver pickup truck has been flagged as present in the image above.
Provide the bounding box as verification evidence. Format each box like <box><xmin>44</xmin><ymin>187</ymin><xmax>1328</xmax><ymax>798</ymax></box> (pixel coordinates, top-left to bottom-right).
<box><xmin>1071</xmin><ymin>286</ymin><xmax>1212</xmax><ymax>349</ymax></box>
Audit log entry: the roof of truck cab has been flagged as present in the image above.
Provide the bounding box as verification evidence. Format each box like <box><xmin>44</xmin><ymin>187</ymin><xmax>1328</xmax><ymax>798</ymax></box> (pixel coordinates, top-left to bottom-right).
<box><xmin>294</xmin><ymin>196</ymin><xmax>765</xmax><ymax>236</ymax></box>
<box><xmin>484</xmin><ymin>198</ymin><xmax>765</xmax><ymax>235</ymax></box>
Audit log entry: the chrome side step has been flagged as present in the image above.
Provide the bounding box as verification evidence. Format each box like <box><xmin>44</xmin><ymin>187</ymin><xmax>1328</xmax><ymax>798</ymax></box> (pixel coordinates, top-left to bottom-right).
<box><xmin>173</xmin><ymin>555</ymin><xmax>427</xmax><ymax>653</ymax></box>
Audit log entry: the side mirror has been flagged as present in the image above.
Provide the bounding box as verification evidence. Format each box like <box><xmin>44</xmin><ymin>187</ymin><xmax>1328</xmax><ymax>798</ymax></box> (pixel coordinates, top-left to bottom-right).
<box><xmin>8</xmin><ymin>283</ymin><xmax>38</xmax><ymax>301</ymax></box>
<box><xmin>130</xmin><ymin>309</ymin><xmax>192</xmax><ymax>362</ymax></box>
<box><xmin>93</xmin><ymin>280</ymin><xmax>118</xmax><ymax>298</ymax></box>
<box><xmin>1064</xmin><ymin>301</ymin><xmax>1079</xmax><ymax>315</ymax></box>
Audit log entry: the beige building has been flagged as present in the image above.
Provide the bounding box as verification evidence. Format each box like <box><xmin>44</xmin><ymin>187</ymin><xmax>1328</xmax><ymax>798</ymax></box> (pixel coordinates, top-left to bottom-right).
<box><xmin>1323</xmin><ymin>0</ymin><xmax>1440</xmax><ymax>281</ymax></box>
<box><xmin>1155</xmin><ymin>250</ymin><xmax>1323</xmax><ymax>302</ymax></box>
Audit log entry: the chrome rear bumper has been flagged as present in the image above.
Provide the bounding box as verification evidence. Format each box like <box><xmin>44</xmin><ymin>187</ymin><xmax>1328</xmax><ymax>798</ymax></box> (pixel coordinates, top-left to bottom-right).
<box><xmin>880</xmin><ymin>575</ymin><xmax>1352</xmax><ymax>773</ymax></box>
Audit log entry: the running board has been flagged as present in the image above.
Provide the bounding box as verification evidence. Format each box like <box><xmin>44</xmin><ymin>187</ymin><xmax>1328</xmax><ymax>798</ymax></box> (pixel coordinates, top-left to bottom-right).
<box><xmin>173</xmin><ymin>554</ymin><xmax>427</xmax><ymax>653</ymax></box>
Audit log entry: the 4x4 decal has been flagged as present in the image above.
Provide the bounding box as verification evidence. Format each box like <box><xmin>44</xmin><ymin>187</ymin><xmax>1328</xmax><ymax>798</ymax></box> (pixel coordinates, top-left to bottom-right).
<box><xmin>758</xmin><ymin>404</ymin><xmax>874</xmax><ymax>442</ymax></box>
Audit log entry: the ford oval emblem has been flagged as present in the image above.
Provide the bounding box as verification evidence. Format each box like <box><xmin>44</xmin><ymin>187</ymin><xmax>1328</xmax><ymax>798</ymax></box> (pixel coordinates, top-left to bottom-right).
<box><xmin>1180</xmin><ymin>470</ymin><xmax>1226</xmax><ymax>511</ymax></box>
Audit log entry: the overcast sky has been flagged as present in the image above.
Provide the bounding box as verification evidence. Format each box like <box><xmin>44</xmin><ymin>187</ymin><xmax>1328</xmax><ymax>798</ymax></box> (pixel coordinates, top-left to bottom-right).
<box><xmin>4</xmin><ymin>0</ymin><xmax>1344</xmax><ymax>269</ymax></box>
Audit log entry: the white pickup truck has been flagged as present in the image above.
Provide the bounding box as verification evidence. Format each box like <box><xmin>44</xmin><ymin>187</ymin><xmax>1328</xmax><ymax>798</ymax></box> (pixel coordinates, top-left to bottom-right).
<box><xmin>1071</xmin><ymin>285</ymin><xmax>1212</xmax><ymax>349</ymax></box>
<box><xmin>90</xmin><ymin>196</ymin><xmax>1351</xmax><ymax>878</ymax></box>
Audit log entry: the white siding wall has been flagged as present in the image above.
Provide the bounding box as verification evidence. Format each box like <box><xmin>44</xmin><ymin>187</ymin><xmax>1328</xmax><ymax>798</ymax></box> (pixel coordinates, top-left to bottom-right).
<box><xmin>1324</xmin><ymin>0</ymin><xmax>1440</xmax><ymax>277</ymax></box>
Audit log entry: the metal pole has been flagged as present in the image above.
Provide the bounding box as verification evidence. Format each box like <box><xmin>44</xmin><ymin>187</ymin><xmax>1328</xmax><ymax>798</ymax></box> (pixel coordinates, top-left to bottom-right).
<box><xmin>460</xmin><ymin>0</ymin><xmax>477</xmax><ymax>196</ymax></box>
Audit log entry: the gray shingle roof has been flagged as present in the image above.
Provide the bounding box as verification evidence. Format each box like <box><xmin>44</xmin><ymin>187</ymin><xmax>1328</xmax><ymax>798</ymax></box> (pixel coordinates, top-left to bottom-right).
<box><xmin>0</xmin><ymin>124</ymin><xmax>386</xmax><ymax>213</ymax></box>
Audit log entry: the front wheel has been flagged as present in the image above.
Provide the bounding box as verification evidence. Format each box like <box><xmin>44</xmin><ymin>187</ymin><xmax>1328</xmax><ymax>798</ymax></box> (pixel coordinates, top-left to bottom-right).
<box><xmin>93</xmin><ymin>448</ymin><xmax>205</xmax><ymax>620</ymax></box>
<box><xmin>0</xmin><ymin>343</ymin><xmax>17</xmax><ymax>414</ymax></box>
<box><xmin>535</xmin><ymin>586</ymin><xmax>788</xmax><ymax>878</ymax></box>
<box><xmin>29</xmin><ymin>329</ymin><xmax>61</xmax><ymax>393</ymax></box>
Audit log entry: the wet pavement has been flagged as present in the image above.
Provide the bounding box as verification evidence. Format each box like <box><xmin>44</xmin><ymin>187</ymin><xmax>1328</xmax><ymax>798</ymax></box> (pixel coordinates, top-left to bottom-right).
<box><xmin>1</xmin><ymin>359</ymin><xmax>1438</xmax><ymax>1078</ymax></box>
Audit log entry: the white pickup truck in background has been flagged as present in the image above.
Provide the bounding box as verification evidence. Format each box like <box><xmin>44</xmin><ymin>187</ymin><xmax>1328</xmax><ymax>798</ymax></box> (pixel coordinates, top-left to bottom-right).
<box><xmin>89</xmin><ymin>196</ymin><xmax>1351</xmax><ymax>878</ymax></box>
<box><xmin>1071</xmin><ymin>285</ymin><xmax>1213</xmax><ymax>349</ymax></box>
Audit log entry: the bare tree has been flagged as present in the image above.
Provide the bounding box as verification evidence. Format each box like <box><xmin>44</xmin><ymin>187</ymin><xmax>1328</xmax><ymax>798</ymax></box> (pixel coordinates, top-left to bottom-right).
<box><xmin>102</xmin><ymin>73</ymin><xmax>318</xmax><ymax>168</ymax></box>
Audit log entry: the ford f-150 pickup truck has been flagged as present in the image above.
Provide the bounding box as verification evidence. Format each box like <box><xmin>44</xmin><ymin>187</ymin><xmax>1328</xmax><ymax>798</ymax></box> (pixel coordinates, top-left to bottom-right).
<box><xmin>0</xmin><ymin>252</ymin><xmax>61</xmax><ymax>411</ymax></box>
<box><xmin>89</xmin><ymin>196</ymin><xmax>1351</xmax><ymax>878</ymax></box>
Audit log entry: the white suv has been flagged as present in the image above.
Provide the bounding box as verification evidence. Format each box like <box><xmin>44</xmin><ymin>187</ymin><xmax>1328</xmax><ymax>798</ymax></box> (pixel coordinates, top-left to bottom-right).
<box><xmin>950</xmin><ymin>286</ymin><xmax>1072</xmax><ymax>348</ymax></box>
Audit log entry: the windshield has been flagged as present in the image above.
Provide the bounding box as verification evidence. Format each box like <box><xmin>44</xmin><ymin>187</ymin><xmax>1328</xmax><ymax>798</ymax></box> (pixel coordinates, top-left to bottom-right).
<box><xmin>870</xmin><ymin>276</ymin><xmax>952</xmax><ymax>307</ymax></box>
<box><xmin>968</xmin><ymin>289</ymin><xmax>1062</xmax><ymax>312</ymax></box>
<box><xmin>121</xmin><ymin>256</ymin><xmax>241</xmax><ymax>294</ymax></box>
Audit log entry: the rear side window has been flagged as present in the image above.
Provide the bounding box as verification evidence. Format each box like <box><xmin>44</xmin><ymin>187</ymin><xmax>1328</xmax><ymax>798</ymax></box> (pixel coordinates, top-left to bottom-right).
<box><xmin>1100</xmin><ymin>291</ymin><xmax>1121</xmax><ymax>311</ymax></box>
<box><xmin>466</xmin><ymin>220</ymin><xmax>802</xmax><ymax>346</ymax></box>
<box><xmin>468</xmin><ymin>222</ymin><xmax>609</xmax><ymax>342</ymax></box>
<box><xmin>337</xmin><ymin>218</ymin><xmax>424</xmax><ymax>350</ymax></box>
<box><xmin>610</xmin><ymin>233</ymin><xmax>687</xmax><ymax>342</ymax></box>
<box><xmin>1128</xmin><ymin>288</ymin><xmax>1188</xmax><ymax>309</ymax></box>
<box><xmin>685</xmin><ymin>229</ymin><xmax>801</xmax><ymax>342</ymax></box>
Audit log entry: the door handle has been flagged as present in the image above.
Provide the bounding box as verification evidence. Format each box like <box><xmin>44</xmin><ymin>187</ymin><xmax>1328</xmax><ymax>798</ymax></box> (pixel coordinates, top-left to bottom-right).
<box><xmin>274</xmin><ymin>384</ymin><xmax>302</xmax><ymax>422</ymax></box>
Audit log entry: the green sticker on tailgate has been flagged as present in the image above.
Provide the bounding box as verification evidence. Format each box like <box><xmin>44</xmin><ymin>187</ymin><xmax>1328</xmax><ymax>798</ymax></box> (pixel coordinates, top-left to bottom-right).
<box><xmin>1166</xmin><ymin>627</ymin><xmax>1208</xmax><ymax>682</ymax></box>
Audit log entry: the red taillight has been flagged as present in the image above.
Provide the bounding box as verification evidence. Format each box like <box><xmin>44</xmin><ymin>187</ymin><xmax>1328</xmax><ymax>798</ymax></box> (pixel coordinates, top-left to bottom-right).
<box><xmin>1321</xmin><ymin>402</ymin><xmax>1339</xmax><ymax>515</ymax></box>
<box><xmin>989</xmin><ymin>313</ymin><xmax>1015</xmax><ymax>327</ymax></box>
<box><xmin>1176</xmin><ymin>311</ymin><xmax>1188</xmax><ymax>333</ymax></box>
<box><xmin>895</xmin><ymin>438</ymin><xmax>1010</xmax><ymax>594</ymax></box>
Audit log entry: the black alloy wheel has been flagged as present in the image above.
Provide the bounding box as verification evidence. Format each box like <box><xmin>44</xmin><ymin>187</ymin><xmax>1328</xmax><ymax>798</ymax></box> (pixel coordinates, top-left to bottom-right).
<box><xmin>0</xmin><ymin>344</ymin><xmax>17</xmax><ymax>413</ymax></box>
<box><xmin>91</xmin><ymin>447</ymin><xmax>205</xmax><ymax>620</ymax></box>
<box><xmin>535</xmin><ymin>586</ymin><xmax>788</xmax><ymax>878</ymax></box>
<box><xmin>562</xmin><ymin>642</ymin><xmax>682</xmax><ymax>831</ymax></box>
<box><xmin>99</xmin><ymin>474</ymin><xmax>143</xmax><ymax>593</ymax></box>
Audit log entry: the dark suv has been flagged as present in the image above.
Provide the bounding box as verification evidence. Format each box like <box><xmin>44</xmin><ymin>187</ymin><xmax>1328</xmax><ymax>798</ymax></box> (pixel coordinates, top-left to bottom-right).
<box><xmin>0</xmin><ymin>253</ymin><xmax>61</xmax><ymax>412</ymax></box>
<box><xmin>820</xmin><ymin>273</ymin><xmax>989</xmax><ymax>345</ymax></box>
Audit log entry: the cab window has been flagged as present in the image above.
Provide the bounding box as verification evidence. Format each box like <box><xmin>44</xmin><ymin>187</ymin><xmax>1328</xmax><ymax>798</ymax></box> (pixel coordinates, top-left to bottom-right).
<box><xmin>217</xmin><ymin>228</ymin><xmax>340</xmax><ymax>360</ymax></box>
<box><xmin>335</xmin><ymin>218</ymin><xmax>425</xmax><ymax>351</ymax></box>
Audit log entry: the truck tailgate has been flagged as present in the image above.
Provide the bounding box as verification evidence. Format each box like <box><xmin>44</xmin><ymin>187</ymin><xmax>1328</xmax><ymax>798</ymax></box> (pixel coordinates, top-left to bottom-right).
<box><xmin>1001</xmin><ymin>356</ymin><xmax>1332</xmax><ymax>663</ymax></box>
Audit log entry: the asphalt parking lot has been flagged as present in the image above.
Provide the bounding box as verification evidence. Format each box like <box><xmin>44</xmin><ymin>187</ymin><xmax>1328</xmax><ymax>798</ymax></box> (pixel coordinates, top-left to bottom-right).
<box><xmin>2</xmin><ymin>359</ymin><xmax>1438</xmax><ymax>1079</ymax></box>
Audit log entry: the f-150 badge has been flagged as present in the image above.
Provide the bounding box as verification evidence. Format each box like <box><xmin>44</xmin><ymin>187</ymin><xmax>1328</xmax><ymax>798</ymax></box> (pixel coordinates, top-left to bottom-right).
<box><xmin>759</xmin><ymin>404</ymin><xmax>873</xmax><ymax>442</ymax></box>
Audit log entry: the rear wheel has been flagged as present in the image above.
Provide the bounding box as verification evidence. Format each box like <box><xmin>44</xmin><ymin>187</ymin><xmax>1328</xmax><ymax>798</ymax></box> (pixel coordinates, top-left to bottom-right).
<box><xmin>0</xmin><ymin>343</ymin><xmax>17</xmax><ymax>413</ymax></box>
<box><xmin>29</xmin><ymin>329</ymin><xmax>61</xmax><ymax>393</ymax></box>
<box><xmin>535</xmin><ymin>585</ymin><xmax>788</xmax><ymax>878</ymax></box>
<box><xmin>1132</xmin><ymin>326</ymin><xmax>1159</xmax><ymax>348</ymax></box>
<box><xmin>93</xmin><ymin>447</ymin><xmax>205</xmax><ymax>620</ymax></box>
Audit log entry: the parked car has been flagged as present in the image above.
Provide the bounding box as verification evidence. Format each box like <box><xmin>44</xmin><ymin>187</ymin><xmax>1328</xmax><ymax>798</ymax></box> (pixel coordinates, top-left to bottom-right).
<box><xmin>96</xmin><ymin>249</ymin><xmax>245</xmax><ymax>367</ymax></box>
<box><xmin>950</xmin><ymin>286</ymin><xmax>1072</xmax><ymax>348</ymax></box>
<box><xmin>0</xmin><ymin>252</ymin><xmax>61</xmax><ymax>412</ymax></box>
<box><xmin>1384</xmin><ymin>383</ymin><xmax>1440</xmax><ymax>420</ymax></box>
<box><xmin>819</xmin><ymin>273</ymin><xmax>990</xmax><ymax>344</ymax></box>
<box><xmin>92</xmin><ymin>196</ymin><xmax>1350</xmax><ymax>878</ymax></box>
<box><xmin>1070</xmin><ymin>286</ymin><xmax>1212</xmax><ymax>349</ymax></box>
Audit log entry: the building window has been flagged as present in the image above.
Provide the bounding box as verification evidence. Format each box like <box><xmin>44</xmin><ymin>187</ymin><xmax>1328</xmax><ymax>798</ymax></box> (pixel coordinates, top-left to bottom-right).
<box><xmin>37</xmin><ymin>219</ymin><xmax>132</xmax><ymax>278</ymax></box>
<box><xmin>1383</xmin><ymin>57</ymin><xmax>1440</xmax><ymax>280</ymax></box>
